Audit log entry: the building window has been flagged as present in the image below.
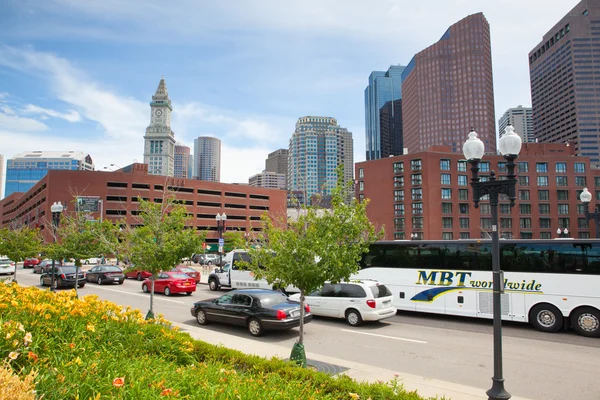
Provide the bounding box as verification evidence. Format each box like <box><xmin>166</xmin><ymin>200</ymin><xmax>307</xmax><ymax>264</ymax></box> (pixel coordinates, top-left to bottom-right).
<box><xmin>498</xmin><ymin>162</ymin><xmax>507</xmax><ymax>172</ymax></box>
<box><xmin>558</xmin><ymin>204</ymin><xmax>569</xmax><ymax>214</ymax></box>
<box><xmin>412</xmin><ymin>203</ymin><xmax>423</xmax><ymax>214</ymax></box>
<box><xmin>358</xmin><ymin>194</ymin><xmax>365</xmax><ymax>202</ymax></box>
<box><xmin>440</xmin><ymin>159</ymin><xmax>451</xmax><ymax>171</ymax></box>
<box><xmin>578</xmin><ymin>218</ymin><xmax>589</xmax><ymax>229</ymax></box>
<box><xmin>458</xmin><ymin>175</ymin><xmax>468</xmax><ymax>186</ymax></box>
<box><xmin>539</xmin><ymin>204</ymin><xmax>550</xmax><ymax>215</ymax></box>
<box><xmin>394</xmin><ymin>176</ymin><xmax>404</xmax><ymax>187</ymax></box>
<box><xmin>441</xmin><ymin>188</ymin><xmax>452</xmax><ymax>200</ymax></box>
<box><xmin>521</xmin><ymin>232</ymin><xmax>533</xmax><ymax>239</ymax></box>
<box><xmin>459</xmin><ymin>189</ymin><xmax>469</xmax><ymax>200</ymax></box>
<box><xmin>441</xmin><ymin>174</ymin><xmax>451</xmax><ymax>185</ymax></box>
<box><xmin>537</xmin><ymin>176</ymin><xmax>549</xmax><ymax>186</ymax></box>
<box><xmin>557</xmin><ymin>190</ymin><xmax>569</xmax><ymax>200</ymax></box>
<box><xmin>500</xmin><ymin>204</ymin><xmax>510</xmax><ymax>214</ymax></box>
<box><xmin>538</xmin><ymin>190</ymin><xmax>549</xmax><ymax>201</ymax></box>
<box><xmin>480</xmin><ymin>162</ymin><xmax>490</xmax><ymax>172</ymax></box>
<box><xmin>459</xmin><ymin>203</ymin><xmax>469</xmax><ymax>214</ymax></box>
<box><xmin>411</xmin><ymin>188</ymin><xmax>422</xmax><ymax>200</ymax></box>
<box><xmin>540</xmin><ymin>232</ymin><xmax>552</xmax><ymax>239</ymax></box>
<box><xmin>460</xmin><ymin>232</ymin><xmax>470</xmax><ymax>239</ymax></box>
<box><xmin>500</xmin><ymin>218</ymin><xmax>512</xmax><ymax>229</ymax></box>
<box><xmin>558</xmin><ymin>218</ymin><xmax>570</xmax><ymax>229</ymax></box>
<box><xmin>393</xmin><ymin>162</ymin><xmax>403</xmax><ymax>174</ymax></box>
<box><xmin>556</xmin><ymin>176</ymin><xmax>568</xmax><ymax>186</ymax></box>
<box><xmin>555</xmin><ymin>162</ymin><xmax>567</xmax><ymax>173</ymax></box>
<box><xmin>394</xmin><ymin>204</ymin><xmax>405</xmax><ymax>215</ymax></box>
<box><xmin>539</xmin><ymin>218</ymin><xmax>551</xmax><ymax>229</ymax></box>
<box><xmin>576</xmin><ymin>176</ymin><xmax>586</xmax><ymax>187</ymax></box>
<box><xmin>597</xmin><ymin>191</ymin><xmax>600</xmax><ymax>201</ymax></box>
<box><xmin>574</xmin><ymin>162</ymin><xmax>585</xmax><ymax>173</ymax></box>
<box><xmin>536</xmin><ymin>162</ymin><xmax>548</xmax><ymax>173</ymax></box>
<box><xmin>480</xmin><ymin>204</ymin><xmax>491</xmax><ymax>215</ymax></box>
<box><xmin>442</xmin><ymin>232</ymin><xmax>453</xmax><ymax>240</ymax></box>
<box><xmin>519</xmin><ymin>176</ymin><xmax>529</xmax><ymax>186</ymax></box>
<box><xmin>411</xmin><ymin>159</ymin><xmax>422</xmax><ymax>170</ymax></box>
<box><xmin>394</xmin><ymin>232</ymin><xmax>405</xmax><ymax>240</ymax></box>
<box><xmin>481</xmin><ymin>218</ymin><xmax>492</xmax><ymax>229</ymax></box>
<box><xmin>459</xmin><ymin>217</ymin><xmax>469</xmax><ymax>228</ymax></box>
<box><xmin>358</xmin><ymin>168</ymin><xmax>364</xmax><ymax>178</ymax></box>
<box><xmin>442</xmin><ymin>203</ymin><xmax>452</xmax><ymax>214</ymax></box>
<box><xmin>577</xmin><ymin>204</ymin><xmax>586</xmax><ymax>214</ymax></box>
<box><xmin>442</xmin><ymin>217</ymin><xmax>453</xmax><ymax>228</ymax></box>
<box><xmin>457</xmin><ymin>161</ymin><xmax>467</xmax><ymax>172</ymax></box>
<box><xmin>519</xmin><ymin>190</ymin><xmax>530</xmax><ymax>200</ymax></box>
<box><xmin>579</xmin><ymin>232</ymin><xmax>590</xmax><ymax>239</ymax></box>
<box><xmin>394</xmin><ymin>218</ymin><xmax>405</xmax><ymax>230</ymax></box>
<box><xmin>595</xmin><ymin>177</ymin><xmax>600</xmax><ymax>187</ymax></box>
<box><xmin>412</xmin><ymin>217</ymin><xmax>423</xmax><ymax>229</ymax></box>
<box><xmin>518</xmin><ymin>162</ymin><xmax>528</xmax><ymax>172</ymax></box>
<box><xmin>411</xmin><ymin>174</ymin><xmax>422</xmax><ymax>185</ymax></box>
<box><xmin>359</xmin><ymin>181</ymin><xmax>364</xmax><ymax>191</ymax></box>
<box><xmin>520</xmin><ymin>218</ymin><xmax>532</xmax><ymax>229</ymax></box>
<box><xmin>519</xmin><ymin>204</ymin><xmax>531</xmax><ymax>214</ymax></box>
<box><xmin>394</xmin><ymin>190</ymin><xmax>404</xmax><ymax>202</ymax></box>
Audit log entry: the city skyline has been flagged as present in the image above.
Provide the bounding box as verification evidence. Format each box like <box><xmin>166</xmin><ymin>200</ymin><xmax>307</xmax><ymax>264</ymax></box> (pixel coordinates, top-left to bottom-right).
<box><xmin>0</xmin><ymin>0</ymin><xmax>580</xmax><ymax>185</ymax></box>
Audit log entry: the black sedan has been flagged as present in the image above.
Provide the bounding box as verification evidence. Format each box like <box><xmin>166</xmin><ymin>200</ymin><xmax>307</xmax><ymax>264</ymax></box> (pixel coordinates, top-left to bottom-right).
<box><xmin>190</xmin><ymin>289</ymin><xmax>312</xmax><ymax>337</ymax></box>
<box><xmin>40</xmin><ymin>266</ymin><xmax>86</xmax><ymax>290</ymax></box>
<box><xmin>86</xmin><ymin>265</ymin><xmax>125</xmax><ymax>285</ymax></box>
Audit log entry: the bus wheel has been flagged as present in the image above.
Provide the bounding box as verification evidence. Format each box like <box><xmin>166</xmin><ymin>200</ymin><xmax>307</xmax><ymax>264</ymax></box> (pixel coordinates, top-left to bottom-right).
<box><xmin>570</xmin><ymin>307</ymin><xmax>600</xmax><ymax>338</ymax></box>
<box><xmin>529</xmin><ymin>303</ymin><xmax>563</xmax><ymax>333</ymax></box>
<box><xmin>208</xmin><ymin>278</ymin><xmax>219</xmax><ymax>291</ymax></box>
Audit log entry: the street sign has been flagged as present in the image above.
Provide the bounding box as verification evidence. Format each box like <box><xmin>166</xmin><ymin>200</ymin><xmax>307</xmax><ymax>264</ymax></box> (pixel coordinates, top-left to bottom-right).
<box><xmin>76</xmin><ymin>196</ymin><xmax>100</xmax><ymax>213</ymax></box>
<box><xmin>218</xmin><ymin>245</ymin><xmax>224</xmax><ymax>253</ymax></box>
<box><xmin>218</xmin><ymin>238</ymin><xmax>224</xmax><ymax>246</ymax></box>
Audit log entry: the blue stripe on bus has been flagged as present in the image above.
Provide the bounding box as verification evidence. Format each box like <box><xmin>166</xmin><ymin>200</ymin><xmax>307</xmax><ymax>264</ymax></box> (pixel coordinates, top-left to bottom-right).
<box><xmin>410</xmin><ymin>287</ymin><xmax>544</xmax><ymax>302</ymax></box>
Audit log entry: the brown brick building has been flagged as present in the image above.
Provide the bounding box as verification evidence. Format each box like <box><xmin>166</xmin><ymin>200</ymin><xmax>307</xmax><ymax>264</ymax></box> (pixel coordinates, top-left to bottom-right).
<box><xmin>356</xmin><ymin>143</ymin><xmax>600</xmax><ymax>240</ymax></box>
<box><xmin>0</xmin><ymin>163</ymin><xmax>287</xmax><ymax>244</ymax></box>
<box><xmin>401</xmin><ymin>13</ymin><xmax>496</xmax><ymax>155</ymax></box>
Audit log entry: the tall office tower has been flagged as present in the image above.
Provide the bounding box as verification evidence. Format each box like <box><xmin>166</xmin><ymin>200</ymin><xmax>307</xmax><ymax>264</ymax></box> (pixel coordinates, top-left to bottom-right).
<box><xmin>265</xmin><ymin>149</ymin><xmax>289</xmax><ymax>174</ymax></box>
<box><xmin>5</xmin><ymin>151</ymin><xmax>94</xmax><ymax>197</ymax></box>
<box><xmin>402</xmin><ymin>13</ymin><xmax>496</xmax><ymax>155</ymax></box>
<box><xmin>364</xmin><ymin>65</ymin><xmax>406</xmax><ymax>160</ymax></box>
<box><xmin>249</xmin><ymin>171</ymin><xmax>287</xmax><ymax>190</ymax></box>
<box><xmin>288</xmin><ymin>116</ymin><xmax>353</xmax><ymax>204</ymax></box>
<box><xmin>174</xmin><ymin>143</ymin><xmax>191</xmax><ymax>178</ymax></box>
<box><xmin>143</xmin><ymin>76</ymin><xmax>176</xmax><ymax>176</ymax></box>
<box><xmin>529</xmin><ymin>0</ymin><xmax>600</xmax><ymax>164</ymax></box>
<box><xmin>380</xmin><ymin>99</ymin><xmax>404</xmax><ymax>157</ymax></box>
<box><xmin>194</xmin><ymin>136</ymin><xmax>221</xmax><ymax>182</ymax></box>
<box><xmin>0</xmin><ymin>154</ymin><xmax>4</xmax><ymax>199</ymax></box>
<box><xmin>187</xmin><ymin>154</ymin><xmax>194</xmax><ymax>179</ymax></box>
<box><xmin>498</xmin><ymin>106</ymin><xmax>534</xmax><ymax>143</ymax></box>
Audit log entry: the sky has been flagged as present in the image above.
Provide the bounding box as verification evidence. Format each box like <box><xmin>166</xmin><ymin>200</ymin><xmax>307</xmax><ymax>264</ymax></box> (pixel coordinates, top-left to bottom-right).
<box><xmin>0</xmin><ymin>0</ymin><xmax>580</xmax><ymax>185</ymax></box>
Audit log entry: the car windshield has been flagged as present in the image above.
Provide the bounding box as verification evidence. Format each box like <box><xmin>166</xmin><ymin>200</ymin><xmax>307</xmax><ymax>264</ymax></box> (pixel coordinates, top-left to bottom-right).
<box><xmin>104</xmin><ymin>266</ymin><xmax>122</xmax><ymax>272</ymax></box>
<box><xmin>369</xmin><ymin>284</ymin><xmax>392</xmax><ymax>298</ymax></box>
<box><xmin>170</xmin><ymin>273</ymin><xmax>191</xmax><ymax>279</ymax></box>
<box><xmin>178</xmin><ymin>268</ymin><xmax>195</xmax><ymax>273</ymax></box>
<box><xmin>256</xmin><ymin>293</ymin><xmax>288</xmax><ymax>306</ymax></box>
<box><xmin>60</xmin><ymin>267</ymin><xmax>82</xmax><ymax>274</ymax></box>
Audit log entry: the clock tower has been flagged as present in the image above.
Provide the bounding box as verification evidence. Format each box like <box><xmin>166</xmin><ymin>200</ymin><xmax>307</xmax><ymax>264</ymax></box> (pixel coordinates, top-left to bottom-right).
<box><xmin>143</xmin><ymin>76</ymin><xmax>176</xmax><ymax>176</ymax></box>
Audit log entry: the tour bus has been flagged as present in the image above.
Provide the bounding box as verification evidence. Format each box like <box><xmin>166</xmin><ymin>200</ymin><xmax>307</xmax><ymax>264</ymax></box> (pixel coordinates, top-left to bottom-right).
<box><xmin>352</xmin><ymin>239</ymin><xmax>600</xmax><ymax>337</ymax></box>
<box><xmin>207</xmin><ymin>249</ymin><xmax>299</xmax><ymax>293</ymax></box>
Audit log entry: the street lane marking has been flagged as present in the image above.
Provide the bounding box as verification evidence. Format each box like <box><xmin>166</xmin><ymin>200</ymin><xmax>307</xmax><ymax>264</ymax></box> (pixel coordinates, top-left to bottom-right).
<box><xmin>341</xmin><ymin>329</ymin><xmax>427</xmax><ymax>344</ymax></box>
<box><xmin>91</xmin><ymin>286</ymin><xmax>185</xmax><ymax>304</ymax></box>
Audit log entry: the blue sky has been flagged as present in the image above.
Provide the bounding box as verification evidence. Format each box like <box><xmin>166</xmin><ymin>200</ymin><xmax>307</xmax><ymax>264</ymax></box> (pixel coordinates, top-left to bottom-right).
<box><xmin>0</xmin><ymin>0</ymin><xmax>578</xmax><ymax>184</ymax></box>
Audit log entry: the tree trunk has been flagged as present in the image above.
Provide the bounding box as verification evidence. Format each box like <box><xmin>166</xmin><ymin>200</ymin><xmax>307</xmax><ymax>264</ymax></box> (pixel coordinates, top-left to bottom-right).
<box><xmin>298</xmin><ymin>289</ymin><xmax>305</xmax><ymax>345</ymax></box>
<box><xmin>12</xmin><ymin>259</ymin><xmax>19</xmax><ymax>284</ymax></box>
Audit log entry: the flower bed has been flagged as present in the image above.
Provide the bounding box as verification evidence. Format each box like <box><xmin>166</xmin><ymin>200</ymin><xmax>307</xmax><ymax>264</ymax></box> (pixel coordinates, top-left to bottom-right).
<box><xmin>0</xmin><ymin>283</ymin><xmax>432</xmax><ymax>399</ymax></box>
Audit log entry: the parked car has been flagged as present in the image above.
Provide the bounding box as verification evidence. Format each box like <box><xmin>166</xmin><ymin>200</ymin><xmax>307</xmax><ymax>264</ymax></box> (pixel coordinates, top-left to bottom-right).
<box><xmin>81</xmin><ymin>256</ymin><xmax>106</xmax><ymax>265</ymax></box>
<box><xmin>40</xmin><ymin>266</ymin><xmax>86</xmax><ymax>290</ymax></box>
<box><xmin>192</xmin><ymin>253</ymin><xmax>219</xmax><ymax>265</ymax></box>
<box><xmin>288</xmin><ymin>280</ymin><xmax>396</xmax><ymax>326</ymax></box>
<box><xmin>190</xmin><ymin>289</ymin><xmax>313</xmax><ymax>337</ymax></box>
<box><xmin>34</xmin><ymin>259</ymin><xmax>58</xmax><ymax>274</ymax></box>
<box><xmin>141</xmin><ymin>272</ymin><xmax>196</xmax><ymax>296</ymax></box>
<box><xmin>124</xmin><ymin>268</ymin><xmax>153</xmax><ymax>281</ymax></box>
<box><xmin>86</xmin><ymin>265</ymin><xmax>125</xmax><ymax>285</ymax></box>
<box><xmin>171</xmin><ymin>266</ymin><xmax>201</xmax><ymax>283</ymax></box>
<box><xmin>0</xmin><ymin>257</ymin><xmax>16</xmax><ymax>275</ymax></box>
<box><xmin>23</xmin><ymin>258</ymin><xmax>41</xmax><ymax>268</ymax></box>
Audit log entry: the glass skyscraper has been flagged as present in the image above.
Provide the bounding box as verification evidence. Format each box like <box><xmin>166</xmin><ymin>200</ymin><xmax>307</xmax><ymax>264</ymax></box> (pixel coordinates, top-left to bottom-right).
<box><xmin>364</xmin><ymin>65</ymin><xmax>406</xmax><ymax>161</ymax></box>
<box><xmin>194</xmin><ymin>136</ymin><xmax>221</xmax><ymax>182</ymax></box>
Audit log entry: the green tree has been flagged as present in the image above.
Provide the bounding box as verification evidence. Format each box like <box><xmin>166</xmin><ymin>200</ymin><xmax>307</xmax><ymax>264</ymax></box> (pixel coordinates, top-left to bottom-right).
<box><xmin>126</xmin><ymin>197</ymin><xmax>204</xmax><ymax>319</ymax></box>
<box><xmin>0</xmin><ymin>226</ymin><xmax>43</xmax><ymax>284</ymax></box>
<box><xmin>246</xmin><ymin>167</ymin><xmax>383</xmax><ymax>366</ymax></box>
<box><xmin>223</xmin><ymin>230</ymin><xmax>247</xmax><ymax>250</ymax></box>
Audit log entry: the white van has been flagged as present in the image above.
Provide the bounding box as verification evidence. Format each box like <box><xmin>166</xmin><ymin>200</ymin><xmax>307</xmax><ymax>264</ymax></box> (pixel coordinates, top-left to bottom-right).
<box><xmin>207</xmin><ymin>249</ymin><xmax>298</xmax><ymax>293</ymax></box>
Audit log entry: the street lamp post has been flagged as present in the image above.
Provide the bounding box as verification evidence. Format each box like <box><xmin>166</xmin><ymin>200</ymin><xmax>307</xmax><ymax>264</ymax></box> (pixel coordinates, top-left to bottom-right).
<box><xmin>463</xmin><ymin>125</ymin><xmax>522</xmax><ymax>400</ymax></box>
<box><xmin>50</xmin><ymin>201</ymin><xmax>64</xmax><ymax>292</ymax></box>
<box><xmin>579</xmin><ymin>188</ymin><xmax>600</xmax><ymax>238</ymax></box>
<box><xmin>216</xmin><ymin>213</ymin><xmax>227</xmax><ymax>267</ymax></box>
<box><xmin>410</xmin><ymin>233</ymin><xmax>418</xmax><ymax>240</ymax></box>
<box><xmin>556</xmin><ymin>228</ymin><xmax>569</xmax><ymax>238</ymax></box>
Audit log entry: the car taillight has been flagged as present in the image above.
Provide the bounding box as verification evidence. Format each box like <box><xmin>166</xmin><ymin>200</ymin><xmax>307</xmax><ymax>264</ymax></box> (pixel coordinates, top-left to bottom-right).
<box><xmin>276</xmin><ymin>309</ymin><xmax>287</xmax><ymax>320</ymax></box>
<box><xmin>60</xmin><ymin>274</ymin><xmax>66</xmax><ymax>279</ymax></box>
<box><xmin>305</xmin><ymin>304</ymin><xmax>310</xmax><ymax>313</ymax></box>
<box><xmin>366</xmin><ymin>300</ymin><xmax>376</xmax><ymax>309</ymax></box>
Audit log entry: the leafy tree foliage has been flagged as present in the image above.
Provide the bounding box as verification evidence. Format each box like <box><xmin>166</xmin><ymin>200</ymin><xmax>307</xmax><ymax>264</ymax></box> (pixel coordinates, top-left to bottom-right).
<box><xmin>0</xmin><ymin>226</ymin><xmax>43</xmax><ymax>283</ymax></box>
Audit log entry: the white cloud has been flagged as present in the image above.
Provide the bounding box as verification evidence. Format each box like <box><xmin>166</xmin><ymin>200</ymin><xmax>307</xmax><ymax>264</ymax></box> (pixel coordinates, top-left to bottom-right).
<box><xmin>0</xmin><ymin>92</ymin><xmax>8</xmax><ymax>100</ymax></box>
<box><xmin>1</xmin><ymin>105</ymin><xmax>15</xmax><ymax>115</ymax></box>
<box><xmin>22</xmin><ymin>104</ymin><xmax>82</xmax><ymax>123</ymax></box>
<box><xmin>0</xmin><ymin>113</ymin><xmax>48</xmax><ymax>132</ymax></box>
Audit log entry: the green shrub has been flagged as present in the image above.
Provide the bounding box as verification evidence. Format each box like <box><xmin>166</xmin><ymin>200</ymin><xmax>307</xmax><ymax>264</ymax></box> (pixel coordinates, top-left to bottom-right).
<box><xmin>0</xmin><ymin>282</ymin><xmax>432</xmax><ymax>399</ymax></box>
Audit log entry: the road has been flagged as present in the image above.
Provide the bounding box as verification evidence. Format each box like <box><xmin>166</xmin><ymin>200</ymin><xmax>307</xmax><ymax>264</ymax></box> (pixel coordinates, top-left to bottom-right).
<box><xmin>9</xmin><ymin>265</ymin><xmax>600</xmax><ymax>400</ymax></box>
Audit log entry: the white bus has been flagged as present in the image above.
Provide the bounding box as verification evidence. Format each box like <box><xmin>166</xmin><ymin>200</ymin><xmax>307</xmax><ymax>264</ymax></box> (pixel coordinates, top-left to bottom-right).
<box><xmin>352</xmin><ymin>239</ymin><xmax>600</xmax><ymax>337</ymax></box>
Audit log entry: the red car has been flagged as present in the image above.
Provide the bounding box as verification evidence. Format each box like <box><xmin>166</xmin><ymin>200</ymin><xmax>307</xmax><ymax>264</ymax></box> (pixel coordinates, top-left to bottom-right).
<box><xmin>141</xmin><ymin>272</ymin><xmax>196</xmax><ymax>296</ymax></box>
<box><xmin>171</xmin><ymin>266</ymin><xmax>201</xmax><ymax>283</ymax></box>
<box><xmin>23</xmin><ymin>258</ymin><xmax>41</xmax><ymax>268</ymax></box>
<box><xmin>124</xmin><ymin>269</ymin><xmax>153</xmax><ymax>281</ymax></box>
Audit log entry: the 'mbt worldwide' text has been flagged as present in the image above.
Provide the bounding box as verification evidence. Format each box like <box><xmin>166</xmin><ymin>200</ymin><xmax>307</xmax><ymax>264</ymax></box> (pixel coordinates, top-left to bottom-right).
<box><xmin>415</xmin><ymin>270</ymin><xmax>543</xmax><ymax>292</ymax></box>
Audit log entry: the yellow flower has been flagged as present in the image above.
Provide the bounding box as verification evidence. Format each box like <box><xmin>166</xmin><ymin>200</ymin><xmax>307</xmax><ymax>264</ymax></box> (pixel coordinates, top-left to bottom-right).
<box><xmin>8</xmin><ymin>351</ymin><xmax>19</xmax><ymax>360</ymax></box>
<box><xmin>17</xmin><ymin>323</ymin><xmax>25</xmax><ymax>332</ymax></box>
<box><xmin>74</xmin><ymin>356</ymin><xmax>83</xmax><ymax>365</ymax></box>
<box><xmin>5</xmin><ymin>332</ymin><xmax>12</xmax><ymax>339</ymax></box>
<box><xmin>112</xmin><ymin>377</ymin><xmax>125</xmax><ymax>387</ymax></box>
<box><xmin>24</xmin><ymin>332</ymin><xmax>33</xmax><ymax>345</ymax></box>
<box><xmin>86</xmin><ymin>323</ymin><xmax>95</xmax><ymax>332</ymax></box>
<box><xmin>44</xmin><ymin>314</ymin><xmax>51</xmax><ymax>320</ymax></box>
<box><xmin>349</xmin><ymin>393</ymin><xmax>360</xmax><ymax>400</ymax></box>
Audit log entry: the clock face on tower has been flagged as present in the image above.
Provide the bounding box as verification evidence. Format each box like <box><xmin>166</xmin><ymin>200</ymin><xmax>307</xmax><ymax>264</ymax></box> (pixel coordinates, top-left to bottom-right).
<box><xmin>155</xmin><ymin>109</ymin><xmax>163</xmax><ymax>117</ymax></box>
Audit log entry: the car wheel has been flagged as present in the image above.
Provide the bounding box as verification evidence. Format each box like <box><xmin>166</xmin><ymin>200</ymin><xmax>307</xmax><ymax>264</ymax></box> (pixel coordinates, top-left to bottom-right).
<box><xmin>137</xmin><ymin>273</ymin><xmax>142</xmax><ymax>281</ymax></box>
<box><xmin>39</xmin><ymin>276</ymin><xmax>45</xmax><ymax>286</ymax></box>
<box><xmin>248</xmin><ymin>318</ymin><xmax>264</xmax><ymax>337</ymax></box>
<box><xmin>195</xmin><ymin>308</ymin><xmax>208</xmax><ymax>325</ymax></box>
<box><xmin>570</xmin><ymin>307</ymin><xmax>600</xmax><ymax>338</ymax></box>
<box><xmin>142</xmin><ymin>283</ymin><xmax>149</xmax><ymax>293</ymax></box>
<box><xmin>529</xmin><ymin>303</ymin><xmax>563</xmax><ymax>333</ymax></box>
<box><xmin>84</xmin><ymin>260</ymin><xmax>89</xmax><ymax>265</ymax></box>
<box><xmin>118</xmin><ymin>281</ymin><xmax>124</xmax><ymax>285</ymax></box>
<box><xmin>78</xmin><ymin>283</ymin><xmax>85</xmax><ymax>288</ymax></box>
<box><xmin>208</xmin><ymin>278</ymin><xmax>219</xmax><ymax>291</ymax></box>
<box><xmin>97</xmin><ymin>277</ymin><xmax>103</xmax><ymax>285</ymax></box>
<box><xmin>164</xmin><ymin>287</ymin><xmax>171</xmax><ymax>296</ymax></box>
<box><xmin>345</xmin><ymin>309</ymin><xmax>364</xmax><ymax>327</ymax></box>
<box><xmin>186</xmin><ymin>292</ymin><xmax>192</xmax><ymax>296</ymax></box>
<box><xmin>207</xmin><ymin>261</ymin><xmax>212</xmax><ymax>266</ymax></box>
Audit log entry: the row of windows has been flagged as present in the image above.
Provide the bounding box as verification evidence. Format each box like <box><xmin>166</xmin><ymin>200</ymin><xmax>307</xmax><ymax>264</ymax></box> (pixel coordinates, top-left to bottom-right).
<box><xmin>393</xmin><ymin>231</ymin><xmax>596</xmax><ymax>240</ymax></box>
<box><xmin>389</xmin><ymin>160</ymin><xmax>587</xmax><ymax>175</ymax></box>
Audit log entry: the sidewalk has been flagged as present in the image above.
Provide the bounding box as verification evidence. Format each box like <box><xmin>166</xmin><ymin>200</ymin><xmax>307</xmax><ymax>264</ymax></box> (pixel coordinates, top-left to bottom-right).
<box><xmin>174</xmin><ymin>321</ymin><xmax>533</xmax><ymax>400</ymax></box>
